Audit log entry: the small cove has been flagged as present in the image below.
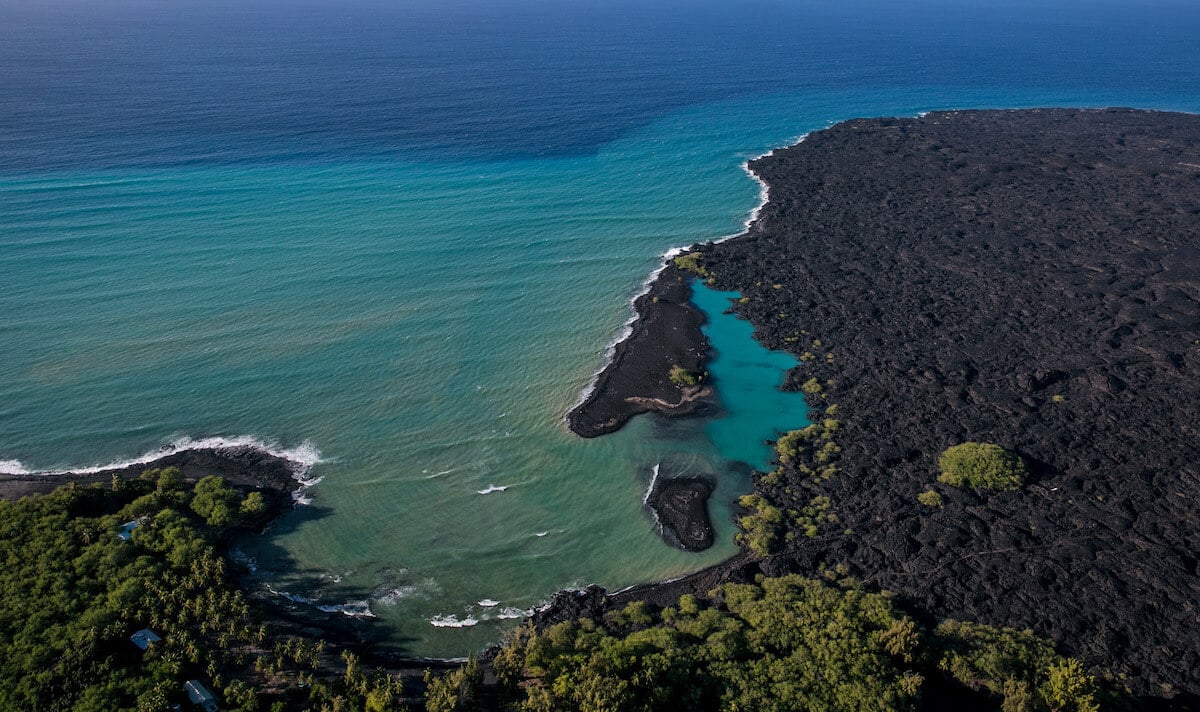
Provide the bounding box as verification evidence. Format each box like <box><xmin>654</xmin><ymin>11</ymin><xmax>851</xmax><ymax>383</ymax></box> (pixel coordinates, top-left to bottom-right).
<box><xmin>690</xmin><ymin>281</ymin><xmax>812</xmax><ymax>474</ymax></box>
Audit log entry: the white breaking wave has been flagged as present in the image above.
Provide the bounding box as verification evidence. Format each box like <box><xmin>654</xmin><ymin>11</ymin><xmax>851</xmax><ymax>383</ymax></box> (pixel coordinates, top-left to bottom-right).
<box><xmin>374</xmin><ymin>578</ymin><xmax>440</xmax><ymax>606</ymax></box>
<box><xmin>229</xmin><ymin>548</ymin><xmax>259</xmax><ymax>574</ymax></box>
<box><xmin>564</xmin><ymin>133</ymin><xmax>811</xmax><ymax>420</ymax></box>
<box><xmin>476</xmin><ymin>484</ymin><xmax>509</xmax><ymax>495</ymax></box>
<box><xmin>429</xmin><ymin>614</ymin><xmax>479</xmax><ymax>628</ymax></box>
<box><xmin>0</xmin><ymin>434</ymin><xmax>325</xmax><ymax>504</ymax></box>
<box><xmin>0</xmin><ymin>460</ymin><xmax>32</xmax><ymax>475</ymax></box>
<box><xmin>266</xmin><ymin>585</ymin><xmax>375</xmax><ymax>618</ymax></box>
<box><xmin>496</xmin><ymin>607</ymin><xmax>528</xmax><ymax>620</ymax></box>
<box><xmin>316</xmin><ymin>600</ymin><xmax>374</xmax><ymax>618</ymax></box>
<box><xmin>643</xmin><ymin>463</ymin><xmax>664</xmax><ymax>535</ymax></box>
<box><xmin>477</xmin><ymin>599</ymin><xmax>500</xmax><ymax>607</ymax></box>
<box><xmin>643</xmin><ymin>463</ymin><xmax>662</xmax><ymax>506</ymax></box>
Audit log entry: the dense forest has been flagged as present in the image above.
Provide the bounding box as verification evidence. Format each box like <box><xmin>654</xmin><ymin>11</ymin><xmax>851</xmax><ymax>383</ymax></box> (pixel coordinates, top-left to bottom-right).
<box><xmin>0</xmin><ymin>469</ymin><xmax>406</xmax><ymax>712</ymax></box>
<box><xmin>424</xmin><ymin>573</ymin><xmax>1117</xmax><ymax>712</ymax></box>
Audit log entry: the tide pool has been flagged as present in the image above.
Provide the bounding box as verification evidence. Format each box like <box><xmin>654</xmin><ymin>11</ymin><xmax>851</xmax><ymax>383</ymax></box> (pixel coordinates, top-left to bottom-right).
<box><xmin>690</xmin><ymin>282</ymin><xmax>810</xmax><ymax>473</ymax></box>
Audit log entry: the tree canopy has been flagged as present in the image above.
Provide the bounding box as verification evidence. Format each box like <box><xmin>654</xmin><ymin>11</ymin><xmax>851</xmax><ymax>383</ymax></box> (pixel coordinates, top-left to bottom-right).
<box><xmin>937</xmin><ymin>442</ymin><xmax>1027</xmax><ymax>491</ymax></box>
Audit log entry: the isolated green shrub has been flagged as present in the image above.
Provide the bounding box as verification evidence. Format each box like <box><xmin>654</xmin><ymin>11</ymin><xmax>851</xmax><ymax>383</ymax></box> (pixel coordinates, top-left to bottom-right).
<box><xmin>937</xmin><ymin>442</ymin><xmax>1026</xmax><ymax>491</ymax></box>
<box><xmin>668</xmin><ymin>365</ymin><xmax>698</xmax><ymax>387</ymax></box>
<box><xmin>917</xmin><ymin>490</ymin><xmax>944</xmax><ymax>508</ymax></box>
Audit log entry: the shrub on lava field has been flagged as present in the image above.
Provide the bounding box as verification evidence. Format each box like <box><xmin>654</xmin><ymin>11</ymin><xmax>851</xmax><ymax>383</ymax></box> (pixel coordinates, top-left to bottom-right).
<box><xmin>937</xmin><ymin>442</ymin><xmax>1026</xmax><ymax>491</ymax></box>
<box><xmin>673</xmin><ymin>252</ymin><xmax>709</xmax><ymax>277</ymax></box>
<box><xmin>917</xmin><ymin>489</ymin><xmax>944</xmax><ymax>508</ymax></box>
<box><xmin>668</xmin><ymin>365</ymin><xmax>698</xmax><ymax>387</ymax></box>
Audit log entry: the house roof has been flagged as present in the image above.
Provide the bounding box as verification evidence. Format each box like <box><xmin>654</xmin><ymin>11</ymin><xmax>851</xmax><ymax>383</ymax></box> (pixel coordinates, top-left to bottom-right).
<box><xmin>116</xmin><ymin>520</ymin><xmax>140</xmax><ymax>541</ymax></box>
<box><xmin>129</xmin><ymin>628</ymin><xmax>161</xmax><ymax>650</ymax></box>
<box><xmin>184</xmin><ymin>680</ymin><xmax>218</xmax><ymax>710</ymax></box>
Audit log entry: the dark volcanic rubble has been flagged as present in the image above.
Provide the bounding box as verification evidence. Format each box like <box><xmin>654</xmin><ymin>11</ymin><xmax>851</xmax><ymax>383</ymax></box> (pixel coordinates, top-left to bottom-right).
<box><xmin>690</xmin><ymin>109</ymin><xmax>1200</xmax><ymax>696</ymax></box>
<box><xmin>567</xmin><ymin>264</ymin><xmax>712</xmax><ymax>437</ymax></box>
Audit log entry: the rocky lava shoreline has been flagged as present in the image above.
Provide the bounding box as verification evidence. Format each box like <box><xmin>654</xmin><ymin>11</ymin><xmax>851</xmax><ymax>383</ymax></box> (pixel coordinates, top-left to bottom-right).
<box><xmin>692</xmin><ymin>108</ymin><xmax>1200</xmax><ymax>698</ymax></box>
<box><xmin>566</xmin><ymin>263</ymin><xmax>713</xmax><ymax>438</ymax></box>
<box><xmin>561</xmin><ymin>108</ymin><xmax>1200</xmax><ymax>702</ymax></box>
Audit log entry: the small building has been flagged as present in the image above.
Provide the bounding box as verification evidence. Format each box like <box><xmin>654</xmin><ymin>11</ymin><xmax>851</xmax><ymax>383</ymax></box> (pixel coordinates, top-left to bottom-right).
<box><xmin>116</xmin><ymin>520</ymin><xmax>139</xmax><ymax>541</ymax></box>
<box><xmin>183</xmin><ymin>680</ymin><xmax>219</xmax><ymax>712</ymax></box>
<box><xmin>129</xmin><ymin>628</ymin><xmax>161</xmax><ymax>651</ymax></box>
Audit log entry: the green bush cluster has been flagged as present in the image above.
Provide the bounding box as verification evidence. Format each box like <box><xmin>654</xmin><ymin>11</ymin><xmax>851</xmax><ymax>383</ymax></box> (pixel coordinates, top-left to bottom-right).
<box><xmin>938</xmin><ymin>442</ymin><xmax>1027</xmax><ymax>491</ymax></box>
<box><xmin>734</xmin><ymin>494</ymin><xmax>783</xmax><ymax>557</ymax></box>
<box><xmin>935</xmin><ymin>620</ymin><xmax>1104</xmax><ymax>712</ymax></box>
<box><xmin>667</xmin><ymin>365</ymin><xmax>699</xmax><ymax>387</ymax></box>
<box><xmin>917</xmin><ymin>489</ymin><xmax>944</xmax><ymax>508</ymax></box>
<box><xmin>672</xmin><ymin>252</ymin><xmax>710</xmax><ymax>277</ymax></box>
<box><xmin>774</xmin><ymin>414</ymin><xmax>841</xmax><ymax>484</ymax></box>
<box><xmin>792</xmin><ymin>495</ymin><xmax>834</xmax><ymax>539</ymax></box>
<box><xmin>801</xmin><ymin>377</ymin><xmax>824</xmax><ymax>395</ymax></box>
<box><xmin>431</xmin><ymin>576</ymin><xmax>1117</xmax><ymax>712</ymax></box>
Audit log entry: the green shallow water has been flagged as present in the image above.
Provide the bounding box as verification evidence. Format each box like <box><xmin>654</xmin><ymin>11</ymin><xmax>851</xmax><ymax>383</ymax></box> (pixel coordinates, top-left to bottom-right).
<box><xmin>5</xmin><ymin>87</ymin><xmax>1200</xmax><ymax>654</ymax></box>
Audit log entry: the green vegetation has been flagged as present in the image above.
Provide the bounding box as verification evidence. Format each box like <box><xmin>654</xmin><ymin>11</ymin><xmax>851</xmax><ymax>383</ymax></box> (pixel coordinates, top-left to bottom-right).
<box><xmin>0</xmin><ymin>471</ymin><xmax>411</xmax><ymax>712</ymax></box>
<box><xmin>935</xmin><ymin>620</ymin><xmax>1105</xmax><ymax>712</ymax></box>
<box><xmin>191</xmin><ymin>474</ymin><xmax>245</xmax><ymax>527</ymax></box>
<box><xmin>667</xmin><ymin>365</ymin><xmax>699</xmax><ymax>387</ymax></box>
<box><xmin>672</xmin><ymin>252</ymin><xmax>710</xmax><ymax>277</ymax></box>
<box><xmin>792</xmin><ymin>495</ymin><xmax>834</xmax><ymax>538</ymax></box>
<box><xmin>735</xmin><ymin>494</ymin><xmax>783</xmax><ymax>557</ymax></box>
<box><xmin>491</xmin><ymin>575</ymin><xmax>923</xmax><ymax>712</ymax></box>
<box><xmin>938</xmin><ymin>442</ymin><xmax>1027</xmax><ymax>491</ymax></box>
<box><xmin>424</xmin><ymin>658</ymin><xmax>482</xmax><ymax>712</ymax></box>
<box><xmin>254</xmin><ymin>640</ymin><xmax>408</xmax><ymax>712</ymax></box>
<box><xmin>306</xmin><ymin>651</ymin><xmax>407</xmax><ymax>712</ymax></box>
<box><xmin>428</xmin><ymin>574</ymin><xmax>1118</xmax><ymax>712</ymax></box>
<box><xmin>0</xmin><ymin>469</ymin><xmax>266</xmax><ymax>710</ymax></box>
<box><xmin>917</xmin><ymin>489</ymin><xmax>944</xmax><ymax>508</ymax></box>
<box><xmin>774</xmin><ymin>417</ymin><xmax>839</xmax><ymax>472</ymax></box>
<box><xmin>801</xmin><ymin>377</ymin><xmax>824</xmax><ymax>395</ymax></box>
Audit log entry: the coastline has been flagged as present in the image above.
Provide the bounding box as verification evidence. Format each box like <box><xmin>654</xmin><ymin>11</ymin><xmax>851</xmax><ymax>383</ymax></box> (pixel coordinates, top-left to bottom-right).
<box><xmin>0</xmin><ymin>442</ymin><xmax>313</xmax><ymax>503</ymax></box>
<box><xmin>557</xmin><ymin>108</ymin><xmax>1200</xmax><ymax>701</ymax></box>
<box><xmin>9</xmin><ymin>109</ymin><xmax>1200</xmax><ymax>705</ymax></box>
<box><xmin>563</xmin><ymin>133</ymin><xmax>809</xmax><ymax>438</ymax></box>
<box><xmin>564</xmin><ymin>263</ymin><xmax>713</xmax><ymax>437</ymax></box>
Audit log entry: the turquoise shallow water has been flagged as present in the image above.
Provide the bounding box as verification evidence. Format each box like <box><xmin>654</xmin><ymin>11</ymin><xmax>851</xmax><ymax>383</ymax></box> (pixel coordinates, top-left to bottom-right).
<box><xmin>692</xmin><ymin>282</ymin><xmax>810</xmax><ymax>474</ymax></box>
<box><xmin>4</xmin><ymin>83</ymin><xmax>1200</xmax><ymax>654</ymax></box>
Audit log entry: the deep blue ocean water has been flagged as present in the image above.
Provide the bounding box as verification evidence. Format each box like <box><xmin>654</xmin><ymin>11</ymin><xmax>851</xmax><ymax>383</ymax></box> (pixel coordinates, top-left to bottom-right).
<box><xmin>3</xmin><ymin>0</ymin><xmax>1199</xmax><ymax>655</ymax></box>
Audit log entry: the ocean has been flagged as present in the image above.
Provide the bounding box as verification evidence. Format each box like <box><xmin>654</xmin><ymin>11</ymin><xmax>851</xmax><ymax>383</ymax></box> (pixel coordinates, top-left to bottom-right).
<box><xmin>2</xmin><ymin>0</ymin><xmax>1199</xmax><ymax>655</ymax></box>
